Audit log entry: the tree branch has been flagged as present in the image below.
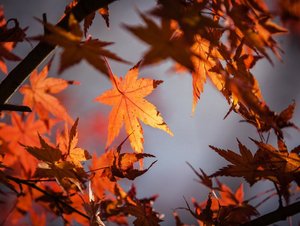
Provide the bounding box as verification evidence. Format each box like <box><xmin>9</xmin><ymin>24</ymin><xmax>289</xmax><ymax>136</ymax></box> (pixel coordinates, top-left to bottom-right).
<box><xmin>0</xmin><ymin>104</ymin><xmax>31</xmax><ymax>112</ymax></box>
<box><xmin>242</xmin><ymin>200</ymin><xmax>300</xmax><ymax>226</ymax></box>
<box><xmin>0</xmin><ymin>0</ymin><xmax>117</xmax><ymax>105</ymax></box>
<box><xmin>6</xmin><ymin>175</ymin><xmax>90</xmax><ymax>220</ymax></box>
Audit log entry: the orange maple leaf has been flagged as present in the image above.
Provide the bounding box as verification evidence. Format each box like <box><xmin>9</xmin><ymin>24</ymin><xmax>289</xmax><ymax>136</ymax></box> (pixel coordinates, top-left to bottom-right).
<box><xmin>96</xmin><ymin>64</ymin><xmax>173</xmax><ymax>153</ymax></box>
<box><xmin>173</xmin><ymin>33</ymin><xmax>226</xmax><ymax>114</ymax></box>
<box><xmin>57</xmin><ymin>119</ymin><xmax>92</xmax><ymax>168</ymax></box>
<box><xmin>190</xmin><ymin>35</ymin><xmax>225</xmax><ymax>113</ymax></box>
<box><xmin>0</xmin><ymin>112</ymin><xmax>48</xmax><ymax>174</ymax></box>
<box><xmin>20</xmin><ymin>65</ymin><xmax>75</xmax><ymax>125</ymax></box>
<box><xmin>89</xmin><ymin>151</ymin><xmax>116</xmax><ymax>198</ymax></box>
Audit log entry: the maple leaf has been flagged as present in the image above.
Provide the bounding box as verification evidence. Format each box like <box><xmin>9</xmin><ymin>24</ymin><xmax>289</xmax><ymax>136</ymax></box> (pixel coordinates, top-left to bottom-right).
<box><xmin>123</xmin><ymin>201</ymin><xmax>162</xmax><ymax>226</ymax></box>
<box><xmin>102</xmin><ymin>149</ymin><xmax>156</xmax><ymax>181</ymax></box>
<box><xmin>151</xmin><ymin>0</ymin><xmax>222</xmax><ymax>44</ymax></box>
<box><xmin>227</xmin><ymin>76</ymin><xmax>297</xmax><ymax>138</ymax></box>
<box><xmin>210</xmin><ymin>140</ymin><xmax>258</xmax><ymax>184</ymax></box>
<box><xmin>20</xmin><ymin>65</ymin><xmax>75</xmax><ymax>125</ymax></box>
<box><xmin>121</xmin><ymin>186</ymin><xmax>162</xmax><ymax>226</ymax></box>
<box><xmin>175</xmin><ymin>34</ymin><xmax>226</xmax><ymax>113</ymax></box>
<box><xmin>57</xmin><ymin>118</ymin><xmax>92</xmax><ymax>168</ymax></box>
<box><xmin>0</xmin><ymin>6</ymin><xmax>23</xmax><ymax>74</ymax></box>
<box><xmin>185</xmin><ymin>183</ymin><xmax>258</xmax><ymax>225</ymax></box>
<box><xmin>96</xmin><ymin>63</ymin><xmax>173</xmax><ymax>153</ymax></box>
<box><xmin>0</xmin><ymin>112</ymin><xmax>48</xmax><ymax>173</ymax></box>
<box><xmin>23</xmin><ymin>119</ymin><xmax>91</xmax><ymax>192</ymax></box>
<box><xmin>90</xmin><ymin>151</ymin><xmax>117</xmax><ymax>198</ymax></box>
<box><xmin>182</xmin><ymin>193</ymin><xmax>214</xmax><ymax>225</ymax></box>
<box><xmin>225</xmin><ymin>0</ymin><xmax>287</xmax><ymax>63</ymax></box>
<box><xmin>96</xmin><ymin>136</ymin><xmax>156</xmax><ymax>181</ymax></box>
<box><xmin>251</xmin><ymin>139</ymin><xmax>300</xmax><ymax>202</ymax></box>
<box><xmin>38</xmin><ymin>14</ymin><xmax>127</xmax><ymax>74</ymax></box>
<box><xmin>124</xmin><ymin>13</ymin><xmax>194</xmax><ymax>71</ymax></box>
<box><xmin>216</xmin><ymin>181</ymin><xmax>245</xmax><ymax>206</ymax></box>
<box><xmin>211</xmin><ymin>138</ymin><xmax>300</xmax><ymax>203</ymax></box>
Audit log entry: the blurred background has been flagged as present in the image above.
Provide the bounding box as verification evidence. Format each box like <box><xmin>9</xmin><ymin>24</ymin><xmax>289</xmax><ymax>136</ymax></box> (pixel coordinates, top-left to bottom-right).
<box><xmin>1</xmin><ymin>0</ymin><xmax>300</xmax><ymax>225</ymax></box>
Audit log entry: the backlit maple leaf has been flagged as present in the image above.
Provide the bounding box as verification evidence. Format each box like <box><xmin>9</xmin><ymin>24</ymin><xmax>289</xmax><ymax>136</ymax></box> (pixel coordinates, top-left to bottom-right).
<box><xmin>20</xmin><ymin>65</ymin><xmax>75</xmax><ymax>125</ymax></box>
<box><xmin>23</xmin><ymin>119</ymin><xmax>91</xmax><ymax>192</ymax></box>
<box><xmin>96</xmin><ymin>64</ymin><xmax>173</xmax><ymax>153</ymax></box>
<box><xmin>90</xmin><ymin>151</ymin><xmax>116</xmax><ymax>198</ymax></box>
<box><xmin>57</xmin><ymin>118</ymin><xmax>92</xmax><ymax>168</ymax></box>
<box><xmin>175</xmin><ymin>35</ymin><xmax>226</xmax><ymax>113</ymax></box>
<box><xmin>0</xmin><ymin>112</ymin><xmax>48</xmax><ymax>173</ymax></box>
<box><xmin>39</xmin><ymin>14</ymin><xmax>127</xmax><ymax>74</ymax></box>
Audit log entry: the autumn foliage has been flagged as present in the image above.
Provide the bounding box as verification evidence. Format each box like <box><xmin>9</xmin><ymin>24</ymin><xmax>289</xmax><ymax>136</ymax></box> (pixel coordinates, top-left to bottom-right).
<box><xmin>0</xmin><ymin>0</ymin><xmax>300</xmax><ymax>225</ymax></box>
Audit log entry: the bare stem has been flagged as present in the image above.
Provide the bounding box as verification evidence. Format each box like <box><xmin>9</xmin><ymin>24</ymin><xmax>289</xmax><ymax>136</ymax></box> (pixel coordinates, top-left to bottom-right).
<box><xmin>242</xmin><ymin>200</ymin><xmax>300</xmax><ymax>226</ymax></box>
<box><xmin>6</xmin><ymin>175</ymin><xmax>89</xmax><ymax>220</ymax></box>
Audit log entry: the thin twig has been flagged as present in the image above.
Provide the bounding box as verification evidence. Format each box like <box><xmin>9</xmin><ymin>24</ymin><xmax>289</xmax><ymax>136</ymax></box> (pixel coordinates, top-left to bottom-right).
<box><xmin>273</xmin><ymin>182</ymin><xmax>283</xmax><ymax>208</ymax></box>
<box><xmin>6</xmin><ymin>175</ymin><xmax>89</xmax><ymax>220</ymax></box>
<box><xmin>0</xmin><ymin>104</ymin><xmax>31</xmax><ymax>112</ymax></box>
<box><xmin>242</xmin><ymin>200</ymin><xmax>300</xmax><ymax>226</ymax></box>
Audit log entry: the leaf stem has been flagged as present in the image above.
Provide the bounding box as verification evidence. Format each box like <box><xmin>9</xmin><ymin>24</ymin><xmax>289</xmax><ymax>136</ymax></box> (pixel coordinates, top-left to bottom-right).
<box><xmin>273</xmin><ymin>182</ymin><xmax>283</xmax><ymax>208</ymax></box>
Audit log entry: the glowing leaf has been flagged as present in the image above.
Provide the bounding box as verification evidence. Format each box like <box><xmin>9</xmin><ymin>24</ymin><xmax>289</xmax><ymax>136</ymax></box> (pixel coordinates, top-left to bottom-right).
<box><xmin>20</xmin><ymin>65</ymin><xmax>75</xmax><ymax>125</ymax></box>
<box><xmin>0</xmin><ymin>112</ymin><xmax>48</xmax><ymax>173</ymax></box>
<box><xmin>96</xmin><ymin>63</ymin><xmax>173</xmax><ymax>153</ymax></box>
